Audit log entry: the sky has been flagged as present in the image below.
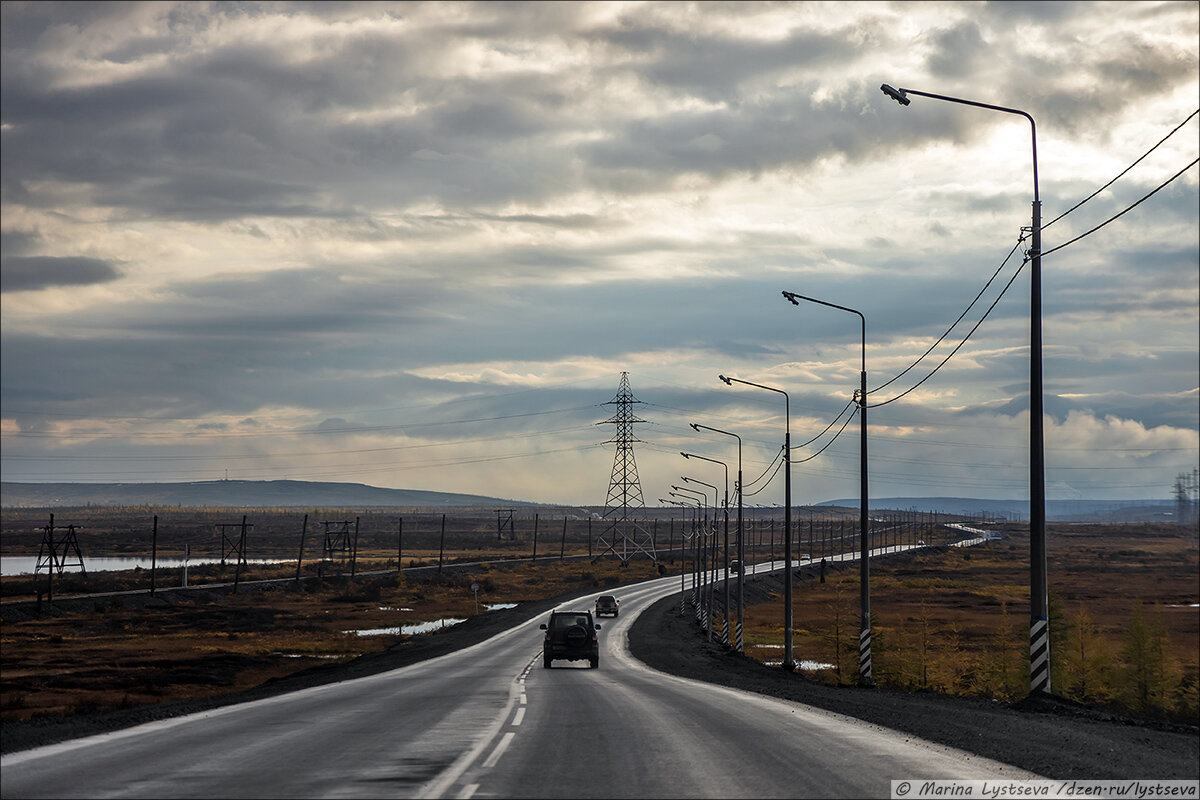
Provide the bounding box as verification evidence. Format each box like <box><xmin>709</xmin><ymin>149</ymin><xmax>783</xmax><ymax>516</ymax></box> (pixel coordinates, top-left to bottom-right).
<box><xmin>1</xmin><ymin>1</ymin><xmax>1197</xmax><ymax>510</ymax></box>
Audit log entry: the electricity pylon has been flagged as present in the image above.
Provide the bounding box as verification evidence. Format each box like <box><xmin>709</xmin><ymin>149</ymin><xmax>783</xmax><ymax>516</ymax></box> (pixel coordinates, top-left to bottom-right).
<box><xmin>596</xmin><ymin>372</ymin><xmax>656</xmax><ymax>564</ymax></box>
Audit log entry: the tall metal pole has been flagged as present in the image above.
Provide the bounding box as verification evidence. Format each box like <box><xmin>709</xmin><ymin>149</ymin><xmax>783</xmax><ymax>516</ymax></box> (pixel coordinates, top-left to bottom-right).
<box><xmin>880</xmin><ymin>83</ymin><xmax>1048</xmax><ymax>695</ymax></box>
<box><xmin>781</xmin><ymin>293</ymin><xmax>870</xmax><ymax>685</ymax></box>
<box><xmin>718</xmin><ymin>375</ymin><xmax>794</xmax><ymax>671</ymax></box>
<box><xmin>683</xmin><ymin>454</ymin><xmax>730</xmax><ymax>646</ymax></box>
<box><xmin>692</xmin><ymin>423</ymin><xmax>745</xmax><ymax>652</ymax></box>
<box><xmin>685</xmin><ymin>477</ymin><xmax>720</xmax><ymax>643</ymax></box>
<box><xmin>859</xmin><ymin>351</ymin><xmax>872</xmax><ymax>686</ymax></box>
<box><xmin>150</xmin><ymin>514</ymin><xmax>158</xmax><ymax>596</ymax></box>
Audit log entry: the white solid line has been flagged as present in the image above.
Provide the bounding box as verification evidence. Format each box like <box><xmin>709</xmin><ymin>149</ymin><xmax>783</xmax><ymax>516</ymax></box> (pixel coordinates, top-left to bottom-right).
<box><xmin>482</xmin><ymin>732</ymin><xmax>515</xmax><ymax>769</ymax></box>
<box><xmin>512</xmin><ymin>707</ymin><xmax>526</xmax><ymax>726</ymax></box>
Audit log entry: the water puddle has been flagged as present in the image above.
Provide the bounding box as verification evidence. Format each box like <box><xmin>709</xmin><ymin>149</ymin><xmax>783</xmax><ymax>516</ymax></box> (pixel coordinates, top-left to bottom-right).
<box><xmin>1</xmin><ymin>555</ymin><xmax>290</xmax><ymax>576</ymax></box>
<box><xmin>273</xmin><ymin>652</ymin><xmax>351</xmax><ymax>659</ymax></box>
<box><xmin>346</xmin><ymin>618</ymin><xmax>466</xmax><ymax>637</ymax></box>
<box><xmin>760</xmin><ymin>659</ymin><xmax>837</xmax><ymax>671</ymax></box>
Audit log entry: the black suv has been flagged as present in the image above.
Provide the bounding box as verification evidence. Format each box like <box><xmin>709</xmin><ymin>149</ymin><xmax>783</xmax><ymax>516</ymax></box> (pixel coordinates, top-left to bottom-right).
<box><xmin>594</xmin><ymin>594</ymin><xmax>619</xmax><ymax>617</ymax></box>
<box><xmin>540</xmin><ymin>610</ymin><xmax>600</xmax><ymax>668</ymax></box>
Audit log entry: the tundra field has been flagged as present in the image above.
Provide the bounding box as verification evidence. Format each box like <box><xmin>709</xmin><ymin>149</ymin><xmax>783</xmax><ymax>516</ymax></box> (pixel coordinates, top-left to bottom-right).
<box><xmin>1</xmin><ymin>506</ymin><xmax>1196</xmax><ymax>729</ymax></box>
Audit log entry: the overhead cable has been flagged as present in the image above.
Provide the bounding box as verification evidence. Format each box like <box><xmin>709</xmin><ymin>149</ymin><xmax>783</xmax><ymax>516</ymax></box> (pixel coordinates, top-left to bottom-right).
<box><xmin>792</xmin><ymin>406</ymin><xmax>858</xmax><ymax>463</ymax></box>
<box><xmin>1044</xmin><ymin>109</ymin><xmax>1199</xmax><ymax>230</ymax></box>
<box><xmin>868</xmin><ymin>254</ymin><xmax>1029</xmax><ymax>408</ymax></box>
<box><xmin>1042</xmin><ymin>157</ymin><xmax>1199</xmax><ymax>258</ymax></box>
<box><xmin>870</xmin><ymin>235</ymin><xmax>1025</xmax><ymax>395</ymax></box>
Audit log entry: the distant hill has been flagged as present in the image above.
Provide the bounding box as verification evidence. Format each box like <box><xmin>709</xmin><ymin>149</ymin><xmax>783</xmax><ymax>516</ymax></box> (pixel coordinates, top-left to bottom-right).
<box><xmin>0</xmin><ymin>480</ymin><xmax>536</xmax><ymax>509</ymax></box>
<box><xmin>816</xmin><ymin>496</ymin><xmax>1177</xmax><ymax>523</ymax></box>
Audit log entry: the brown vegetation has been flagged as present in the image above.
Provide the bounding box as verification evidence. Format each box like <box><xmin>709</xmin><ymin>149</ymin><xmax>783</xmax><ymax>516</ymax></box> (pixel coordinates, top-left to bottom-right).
<box><xmin>738</xmin><ymin>523</ymin><xmax>1199</xmax><ymax>722</ymax></box>
<box><xmin>1</xmin><ymin>508</ymin><xmax>662</xmax><ymax>724</ymax></box>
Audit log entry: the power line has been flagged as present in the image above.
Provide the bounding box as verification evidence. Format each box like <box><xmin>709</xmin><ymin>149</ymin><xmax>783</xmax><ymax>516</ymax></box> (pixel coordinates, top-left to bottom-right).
<box><xmin>867</xmin><ymin>253</ymin><xmax>1029</xmax><ymax>408</ymax></box>
<box><xmin>1044</xmin><ymin>108</ymin><xmax>1199</xmax><ymax>230</ymax></box>
<box><xmin>870</xmin><ymin>235</ymin><xmax>1026</xmax><ymax>395</ymax></box>
<box><xmin>1042</xmin><ymin>157</ymin><xmax>1199</xmax><ymax>259</ymax></box>
<box><xmin>792</xmin><ymin>406</ymin><xmax>858</xmax><ymax>464</ymax></box>
<box><xmin>794</xmin><ymin>398</ymin><xmax>857</xmax><ymax>448</ymax></box>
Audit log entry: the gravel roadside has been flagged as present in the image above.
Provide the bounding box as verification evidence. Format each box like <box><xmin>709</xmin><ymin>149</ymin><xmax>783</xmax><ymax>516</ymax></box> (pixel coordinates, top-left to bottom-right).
<box><xmin>628</xmin><ymin>591</ymin><xmax>1199</xmax><ymax>780</ymax></box>
<box><xmin>4</xmin><ymin>578</ymin><xmax>1197</xmax><ymax>783</ymax></box>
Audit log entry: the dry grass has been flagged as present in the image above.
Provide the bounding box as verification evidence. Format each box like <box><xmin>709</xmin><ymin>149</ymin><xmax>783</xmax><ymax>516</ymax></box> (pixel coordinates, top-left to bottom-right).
<box><xmin>1</xmin><ymin>555</ymin><xmax>661</xmax><ymax>723</ymax></box>
<box><xmin>736</xmin><ymin>523</ymin><xmax>1199</xmax><ymax>720</ymax></box>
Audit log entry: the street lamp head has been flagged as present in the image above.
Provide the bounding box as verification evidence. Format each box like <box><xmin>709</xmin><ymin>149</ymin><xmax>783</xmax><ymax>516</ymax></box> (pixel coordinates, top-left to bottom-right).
<box><xmin>681</xmin><ymin>452</ymin><xmax>690</xmax><ymax>459</ymax></box>
<box><xmin>690</xmin><ymin>422</ymin><xmax>699</xmax><ymax>431</ymax></box>
<box><xmin>782</xmin><ymin>290</ymin><xmax>800</xmax><ymax>305</ymax></box>
<box><xmin>880</xmin><ymin>83</ymin><xmax>910</xmax><ymax>106</ymax></box>
<box><xmin>718</xmin><ymin>374</ymin><xmax>732</xmax><ymax>385</ymax></box>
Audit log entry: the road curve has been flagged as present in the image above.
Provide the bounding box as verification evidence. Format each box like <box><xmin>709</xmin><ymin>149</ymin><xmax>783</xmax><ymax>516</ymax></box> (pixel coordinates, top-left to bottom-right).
<box><xmin>1</xmin><ymin>553</ymin><xmax>1036</xmax><ymax>799</ymax></box>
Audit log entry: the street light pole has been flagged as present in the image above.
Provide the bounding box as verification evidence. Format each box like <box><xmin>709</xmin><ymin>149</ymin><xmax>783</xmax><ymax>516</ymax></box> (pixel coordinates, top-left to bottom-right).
<box><xmin>684</xmin><ymin>475</ymin><xmax>720</xmax><ymax>643</ymax></box>
<box><xmin>782</xmin><ymin>291</ymin><xmax>873</xmax><ymax>687</ymax></box>
<box><xmin>662</xmin><ymin>498</ymin><xmax>694</xmax><ymax>614</ymax></box>
<box><xmin>692</xmin><ymin>423</ymin><xmax>745</xmax><ymax>653</ymax></box>
<box><xmin>672</xmin><ymin>486</ymin><xmax>709</xmax><ymax>628</ymax></box>
<box><xmin>683</xmin><ymin>452</ymin><xmax>731</xmax><ymax>647</ymax></box>
<box><xmin>719</xmin><ymin>374</ymin><xmax>796</xmax><ymax>671</ymax></box>
<box><xmin>880</xmin><ymin>83</ymin><xmax>1049</xmax><ymax>695</ymax></box>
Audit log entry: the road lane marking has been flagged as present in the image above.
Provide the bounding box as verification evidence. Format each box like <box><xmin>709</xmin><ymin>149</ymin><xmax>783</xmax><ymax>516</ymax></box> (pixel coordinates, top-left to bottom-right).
<box><xmin>457</xmin><ymin>784</ymin><xmax>478</xmax><ymax>799</ymax></box>
<box><xmin>512</xmin><ymin>707</ymin><xmax>525</xmax><ymax>726</ymax></box>
<box><xmin>481</xmin><ymin>732</ymin><xmax>515</xmax><ymax>769</ymax></box>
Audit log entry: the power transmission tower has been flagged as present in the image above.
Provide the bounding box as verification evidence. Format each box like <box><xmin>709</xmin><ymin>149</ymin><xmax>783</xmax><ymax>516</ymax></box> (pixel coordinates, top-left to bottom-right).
<box><xmin>321</xmin><ymin>520</ymin><xmax>354</xmax><ymax>563</ymax></box>
<box><xmin>595</xmin><ymin>372</ymin><xmax>656</xmax><ymax>564</ymax></box>
<box><xmin>1174</xmin><ymin>469</ymin><xmax>1199</xmax><ymax>528</ymax></box>
<box><xmin>495</xmin><ymin>509</ymin><xmax>515</xmax><ymax>541</ymax></box>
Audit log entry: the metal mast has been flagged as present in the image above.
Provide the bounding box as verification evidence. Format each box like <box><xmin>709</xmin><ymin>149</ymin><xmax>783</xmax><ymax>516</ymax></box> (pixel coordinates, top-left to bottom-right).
<box><xmin>596</xmin><ymin>372</ymin><xmax>656</xmax><ymax>564</ymax></box>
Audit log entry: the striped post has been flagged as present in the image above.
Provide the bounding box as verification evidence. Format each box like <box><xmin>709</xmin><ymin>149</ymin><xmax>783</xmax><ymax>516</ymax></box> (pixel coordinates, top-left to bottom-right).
<box><xmin>858</xmin><ymin>626</ymin><xmax>873</xmax><ymax>684</ymax></box>
<box><xmin>1030</xmin><ymin>617</ymin><xmax>1050</xmax><ymax>693</ymax></box>
<box><xmin>735</xmin><ymin>618</ymin><xmax>743</xmax><ymax>653</ymax></box>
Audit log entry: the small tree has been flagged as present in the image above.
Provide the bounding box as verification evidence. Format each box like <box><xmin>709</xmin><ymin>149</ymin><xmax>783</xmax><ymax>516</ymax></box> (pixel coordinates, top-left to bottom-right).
<box><xmin>1120</xmin><ymin>604</ymin><xmax>1179</xmax><ymax>716</ymax></box>
<box><xmin>1064</xmin><ymin>607</ymin><xmax>1116</xmax><ymax>706</ymax></box>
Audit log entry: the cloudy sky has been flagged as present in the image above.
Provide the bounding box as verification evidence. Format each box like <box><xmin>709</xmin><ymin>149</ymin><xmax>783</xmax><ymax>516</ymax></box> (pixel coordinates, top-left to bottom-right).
<box><xmin>2</xmin><ymin>1</ymin><xmax>1197</xmax><ymax>509</ymax></box>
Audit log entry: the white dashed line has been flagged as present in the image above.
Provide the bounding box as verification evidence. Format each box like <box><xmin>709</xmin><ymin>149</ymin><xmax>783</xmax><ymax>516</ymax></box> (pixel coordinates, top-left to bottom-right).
<box><xmin>457</xmin><ymin>784</ymin><xmax>478</xmax><ymax>799</ymax></box>
<box><xmin>481</xmin><ymin>732</ymin><xmax>515</xmax><ymax>769</ymax></box>
<box><xmin>512</xmin><ymin>707</ymin><xmax>526</xmax><ymax>727</ymax></box>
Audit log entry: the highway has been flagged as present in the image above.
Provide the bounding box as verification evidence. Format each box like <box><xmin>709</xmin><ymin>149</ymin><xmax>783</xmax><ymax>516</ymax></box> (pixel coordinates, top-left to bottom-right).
<box><xmin>1</xmin><ymin>552</ymin><xmax>1037</xmax><ymax>798</ymax></box>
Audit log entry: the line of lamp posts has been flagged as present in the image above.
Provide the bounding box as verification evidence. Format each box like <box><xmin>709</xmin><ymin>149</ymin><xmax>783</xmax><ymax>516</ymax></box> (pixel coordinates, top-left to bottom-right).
<box><xmin>656</xmin><ymin>82</ymin><xmax>1050</xmax><ymax>694</ymax></box>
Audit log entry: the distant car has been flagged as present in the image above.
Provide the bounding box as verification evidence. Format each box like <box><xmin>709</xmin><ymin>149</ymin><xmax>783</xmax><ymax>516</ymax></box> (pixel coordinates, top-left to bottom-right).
<box><xmin>729</xmin><ymin>560</ymin><xmax>742</xmax><ymax>574</ymax></box>
<box><xmin>541</xmin><ymin>610</ymin><xmax>600</xmax><ymax>668</ymax></box>
<box><xmin>594</xmin><ymin>594</ymin><xmax>620</xmax><ymax>617</ymax></box>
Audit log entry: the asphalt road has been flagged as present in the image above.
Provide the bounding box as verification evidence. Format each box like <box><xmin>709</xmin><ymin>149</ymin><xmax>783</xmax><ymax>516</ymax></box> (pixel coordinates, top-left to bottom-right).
<box><xmin>1</xmin><ymin>550</ymin><xmax>1038</xmax><ymax>799</ymax></box>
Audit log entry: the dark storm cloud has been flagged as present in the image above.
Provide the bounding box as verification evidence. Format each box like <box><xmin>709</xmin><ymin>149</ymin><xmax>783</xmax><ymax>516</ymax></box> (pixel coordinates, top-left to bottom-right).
<box><xmin>1</xmin><ymin>256</ymin><xmax>121</xmax><ymax>292</ymax></box>
<box><xmin>923</xmin><ymin>20</ymin><xmax>987</xmax><ymax>80</ymax></box>
<box><xmin>596</xmin><ymin>18</ymin><xmax>863</xmax><ymax>100</ymax></box>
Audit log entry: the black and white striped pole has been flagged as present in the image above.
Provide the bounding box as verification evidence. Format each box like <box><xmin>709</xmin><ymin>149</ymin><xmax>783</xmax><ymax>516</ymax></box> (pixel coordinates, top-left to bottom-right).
<box><xmin>881</xmin><ymin>83</ymin><xmax>1049</xmax><ymax>695</ymax></box>
<box><xmin>682</xmin><ymin>454</ymin><xmax>731</xmax><ymax>647</ymax></box>
<box><xmin>661</xmin><ymin>498</ymin><xmax>693</xmax><ymax>615</ymax></box>
<box><xmin>684</xmin><ymin>476</ymin><xmax>721</xmax><ymax>644</ymax></box>
<box><xmin>720</xmin><ymin>375</ymin><xmax>796</xmax><ymax>671</ymax></box>
<box><xmin>691</xmin><ymin>422</ymin><xmax>745</xmax><ymax>654</ymax></box>
<box><xmin>782</xmin><ymin>291</ymin><xmax>872</xmax><ymax>687</ymax></box>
